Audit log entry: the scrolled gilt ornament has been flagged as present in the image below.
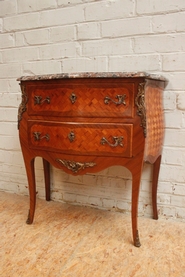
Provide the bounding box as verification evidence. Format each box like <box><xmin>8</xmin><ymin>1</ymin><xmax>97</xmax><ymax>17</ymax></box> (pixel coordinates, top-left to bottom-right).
<box><xmin>56</xmin><ymin>159</ymin><xmax>96</xmax><ymax>173</ymax></box>
<box><xmin>18</xmin><ymin>84</ymin><xmax>28</xmax><ymax>129</ymax></box>
<box><xmin>135</xmin><ymin>82</ymin><xmax>147</xmax><ymax>137</ymax></box>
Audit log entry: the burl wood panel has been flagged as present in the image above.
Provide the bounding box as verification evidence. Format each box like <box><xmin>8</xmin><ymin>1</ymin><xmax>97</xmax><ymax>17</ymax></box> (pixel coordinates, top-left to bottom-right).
<box><xmin>17</xmin><ymin>73</ymin><xmax>168</xmax><ymax>247</ymax></box>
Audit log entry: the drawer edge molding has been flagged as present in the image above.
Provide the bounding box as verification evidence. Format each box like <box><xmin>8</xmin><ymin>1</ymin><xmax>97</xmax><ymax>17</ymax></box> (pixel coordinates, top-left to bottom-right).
<box><xmin>56</xmin><ymin>158</ymin><xmax>96</xmax><ymax>173</ymax></box>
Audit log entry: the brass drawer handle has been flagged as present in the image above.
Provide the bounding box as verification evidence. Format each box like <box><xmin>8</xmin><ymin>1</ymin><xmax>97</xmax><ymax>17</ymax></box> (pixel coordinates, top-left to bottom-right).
<box><xmin>33</xmin><ymin>132</ymin><xmax>50</xmax><ymax>141</ymax></box>
<box><xmin>70</xmin><ymin>93</ymin><xmax>77</xmax><ymax>104</ymax></box>
<box><xmin>34</xmin><ymin>96</ymin><xmax>50</xmax><ymax>105</ymax></box>
<box><xmin>104</xmin><ymin>94</ymin><xmax>126</xmax><ymax>105</ymax></box>
<box><xmin>100</xmin><ymin>136</ymin><xmax>123</xmax><ymax>147</ymax></box>
<box><xmin>68</xmin><ymin>131</ymin><xmax>75</xmax><ymax>142</ymax></box>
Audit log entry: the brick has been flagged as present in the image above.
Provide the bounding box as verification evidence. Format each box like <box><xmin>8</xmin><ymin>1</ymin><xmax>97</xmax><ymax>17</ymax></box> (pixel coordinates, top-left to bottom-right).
<box><xmin>0</xmin><ymin>150</ymin><xmax>24</xmax><ymax>165</ymax></box>
<box><xmin>164</xmin><ymin>111</ymin><xmax>182</xmax><ymax>128</ymax></box>
<box><xmin>0</xmin><ymin>107</ymin><xmax>18</xmax><ymax>122</ymax></box>
<box><xmin>173</xmin><ymin>184</ymin><xmax>185</xmax><ymax>196</ymax></box>
<box><xmin>23</xmin><ymin>29</ymin><xmax>49</xmax><ymax>45</ymax></box>
<box><xmin>163</xmin><ymin>91</ymin><xmax>176</xmax><ymax>110</ymax></box>
<box><xmin>0</xmin><ymin>93</ymin><xmax>20</xmax><ymax>108</ymax></box>
<box><xmin>17</xmin><ymin>184</ymin><xmax>29</xmax><ymax>196</ymax></box>
<box><xmin>76</xmin><ymin>194</ymin><xmax>89</xmax><ymax>204</ymax></box>
<box><xmin>89</xmin><ymin>196</ymin><xmax>102</xmax><ymax>207</ymax></box>
<box><xmin>142</xmin><ymin>204</ymin><xmax>153</xmax><ymax>217</ymax></box>
<box><xmin>62</xmin><ymin>57</ymin><xmax>107</xmax><ymax>73</ymax></box>
<box><xmin>152</xmin><ymin>12</ymin><xmax>185</xmax><ymax>33</ymax></box>
<box><xmin>0</xmin><ymin>135</ymin><xmax>20</xmax><ymax>150</ymax></box>
<box><xmin>164</xmin><ymin>130</ymin><xmax>185</xmax><ymax>147</ymax></box>
<box><xmin>85</xmin><ymin>0</ymin><xmax>134</xmax><ymax>21</ymax></box>
<box><xmin>22</xmin><ymin>61</ymin><xmax>61</xmax><ymax>75</ymax></box>
<box><xmin>109</xmin><ymin>54</ymin><xmax>161</xmax><ymax>72</ymax></box>
<box><xmin>0</xmin><ymin>18</ymin><xmax>2</xmax><ymax>32</ymax></box>
<box><xmin>142</xmin><ymin>163</ymin><xmax>153</xmax><ymax>180</ymax></box>
<box><xmin>82</xmin><ymin>174</ymin><xmax>97</xmax><ymax>186</ymax></box>
<box><xmin>162</xmin><ymin>53</ymin><xmax>185</xmax><ymax>72</ymax></box>
<box><xmin>116</xmin><ymin>200</ymin><xmax>131</xmax><ymax>212</ymax></box>
<box><xmin>0</xmin><ymin>80</ymin><xmax>9</xmax><ymax>92</ymax></box>
<box><xmin>102</xmin><ymin>17</ymin><xmax>151</xmax><ymax>38</ymax></box>
<box><xmin>0</xmin><ymin>63</ymin><xmax>21</xmax><ymax>78</ymax></box>
<box><xmin>8</xmin><ymin>80</ymin><xmax>21</xmax><ymax>93</ymax></box>
<box><xmin>0</xmin><ymin>180</ymin><xmax>19</xmax><ymax>193</ymax></box>
<box><xmin>0</xmin><ymin>33</ymin><xmax>15</xmax><ymax>49</ymax></box>
<box><xmin>108</xmin><ymin>165</ymin><xmax>131</xmax><ymax>178</ymax></box>
<box><xmin>0</xmin><ymin>122</ymin><xmax>17</xmax><ymax>136</ymax></box>
<box><xmin>157</xmin><ymin>182</ymin><xmax>174</xmax><ymax>194</ymax></box>
<box><xmin>57</xmin><ymin>0</ymin><xmax>93</xmax><ymax>6</ymax></box>
<box><xmin>177</xmin><ymin>94</ymin><xmax>185</xmax><ymax>110</ymax></box>
<box><xmin>63</xmin><ymin>192</ymin><xmax>76</xmax><ymax>203</ymax></box>
<box><xmin>77</xmin><ymin>22</ymin><xmax>100</xmax><ymax>40</ymax></box>
<box><xmin>17</xmin><ymin>0</ymin><xmax>57</xmax><ymax>13</ymax></box>
<box><xmin>51</xmin><ymin>190</ymin><xmax>63</xmax><ymax>202</ymax></box>
<box><xmin>133</xmin><ymin>34</ymin><xmax>185</xmax><ymax>54</ymax></box>
<box><xmin>161</xmin><ymin>206</ymin><xmax>176</xmax><ymax>218</ymax></box>
<box><xmin>4</xmin><ymin>13</ymin><xmax>40</xmax><ymax>31</ymax></box>
<box><xmin>164</xmin><ymin>73</ymin><xmax>185</xmax><ymax>90</ymax></box>
<box><xmin>2</xmin><ymin>47</ymin><xmax>39</xmax><ymax>63</ymax></box>
<box><xmin>102</xmin><ymin>198</ymin><xmax>116</xmax><ymax>209</ymax></box>
<box><xmin>82</xmin><ymin>38</ymin><xmax>132</xmax><ymax>56</ymax></box>
<box><xmin>15</xmin><ymin>32</ymin><xmax>25</xmax><ymax>47</ymax></box>
<box><xmin>39</xmin><ymin>43</ymin><xmax>77</xmax><ymax>60</ymax></box>
<box><xmin>0</xmin><ymin>0</ymin><xmax>16</xmax><ymax>17</ymax></box>
<box><xmin>160</xmin><ymin>164</ymin><xmax>185</xmax><ymax>183</ymax></box>
<box><xmin>3</xmin><ymin>162</ymin><xmax>26</xmax><ymax>174</ymax></box>
<box><xmin>171</xmin><ymin>195</ymin><xmax>185</xmax><ymax>207</ymax></box>
<box><xmin>67</xmin><ymin>173</ymin><xmax>83</xmax><ymax>185</ymax></box>
<box><xmin>141</xmin><ymin>180</ymin><xmax>152</xmax><ymax>192</ymax></box>
<box><xmin>163</xmin><ymin>147</ymin><xmax>184</xmax><ymax>166</ymax></box>
<box><xmin>0</xmin><ymin>171</ymin><xmax>27</xmax><ymax>184</ymax></box>
<box><xmin>176</xmin><ymin>207</ymin><xmax>185</xmax><ymax>219</ymax></box>
<box><xmin>0</xmin><ymin>79</ymin><xmax>19</xmax><ymax>94</ymax></box>
<box><xmin>157</xmin><ymin>194</ymin><xmax>171</xmax><ymax>205</ymax></box>
<box><xmin>136</xmin><ymin>0</ymin><xmax>185</xmax><ymax>14</ymax></box>
<box><xmin>50</xmin><ymin>26</ymin><xmax>75</xmax><ymax>43</ymax></box>
<box><xmin>40</xmin><ymin>7</ymin><xmax>84</xmax><ymax>27</ymax></box>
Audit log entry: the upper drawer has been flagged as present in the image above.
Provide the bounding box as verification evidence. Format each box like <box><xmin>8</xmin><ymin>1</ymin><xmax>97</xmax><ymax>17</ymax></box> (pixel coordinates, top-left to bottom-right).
<box><xmin>26</xmin><ymin>79</ymin><xmax>135</xmax><ymax>118</ymax></box>
<box><xmin>28</xmin><ymin>121</ymin><xmax>133</xmax><ymax>157</ymax></box>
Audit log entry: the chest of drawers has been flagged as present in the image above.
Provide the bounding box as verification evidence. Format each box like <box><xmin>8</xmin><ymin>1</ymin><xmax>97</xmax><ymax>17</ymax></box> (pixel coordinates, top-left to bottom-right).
<box><xmin>17</xmin><ymin>72</ymin><xmax>167</xmax><ymax>247</ymax></box>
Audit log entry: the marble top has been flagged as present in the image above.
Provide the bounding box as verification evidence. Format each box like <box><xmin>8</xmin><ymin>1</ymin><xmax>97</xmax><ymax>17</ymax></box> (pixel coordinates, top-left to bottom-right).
<box><xmin>17</xmin><ymin>72</ymin><xmax>167</xmax><ymax>82</ymax></box>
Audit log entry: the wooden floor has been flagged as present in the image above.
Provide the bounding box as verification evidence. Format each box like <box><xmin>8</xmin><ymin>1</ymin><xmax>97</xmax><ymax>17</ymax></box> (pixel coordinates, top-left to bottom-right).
<box><xmin>1</xmin><ymin>191</ymin><xmax>185</xmax><ymax>277</ymax></box>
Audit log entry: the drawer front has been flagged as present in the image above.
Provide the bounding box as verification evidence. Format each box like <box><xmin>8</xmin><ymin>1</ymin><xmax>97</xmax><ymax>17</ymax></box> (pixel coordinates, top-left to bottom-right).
<box><xmin>27</xmin><ymin>79</ymin><xmax>134</xmax><ymax>118</ymax></box>
<box><xmin>28</xmin><ymin>121</ymin><xmax>133</xmax><ymax>157</ymax></box>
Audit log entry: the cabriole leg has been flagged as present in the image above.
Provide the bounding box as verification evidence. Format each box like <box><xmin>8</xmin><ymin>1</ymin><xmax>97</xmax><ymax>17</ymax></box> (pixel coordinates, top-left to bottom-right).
<box><xmin>43</xmin><ymin>158</ymin><xmax>51</xmax><ymax>201</ymax></box>
<box><xmin>131</xmin><ymin>157</ymin><xmax>144</xmax><ymax>247</ymax></box>
<box><xmin>152</xmin><ymin>155</ymin><xmax>161</xmax><ymax>220</ymax></box>
<box><xmin>25</xmin><ymin>158</ymin><xmax>36</xmax><ymax>224</ymax></box>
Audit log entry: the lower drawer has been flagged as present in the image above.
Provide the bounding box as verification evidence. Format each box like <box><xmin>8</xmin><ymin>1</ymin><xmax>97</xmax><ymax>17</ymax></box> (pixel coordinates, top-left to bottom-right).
<box><xmin>28</xmin><ymin>121</ymin><xmax>133</xmax><ymax>157</ymax></box>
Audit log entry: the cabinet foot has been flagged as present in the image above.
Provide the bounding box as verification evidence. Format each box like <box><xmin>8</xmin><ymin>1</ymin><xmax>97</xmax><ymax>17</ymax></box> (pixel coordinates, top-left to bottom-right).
<box><xmin>134</xmin><ymin>230</ymin><xmax>141</xmax><ymax>247</ymax></box>
<box><xmin>26</xmin><ymin>210</ymin><xmax>31</xmax><ymax>224</ymax></box>
<box><xmin>26</xmin><ymin>210</ymin><xmax>32</xmax><ymax>224</ymax></box>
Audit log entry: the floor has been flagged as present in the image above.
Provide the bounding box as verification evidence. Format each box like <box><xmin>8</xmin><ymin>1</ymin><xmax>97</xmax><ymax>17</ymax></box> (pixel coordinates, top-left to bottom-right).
<box><xmin>1</xmin><ymin>191</ymin><xmax>185</xmax><ymax>277</ymax></box>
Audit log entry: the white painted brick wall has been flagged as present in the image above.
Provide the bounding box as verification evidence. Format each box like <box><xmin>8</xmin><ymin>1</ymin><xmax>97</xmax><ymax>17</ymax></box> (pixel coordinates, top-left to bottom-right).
<box><xmin>0</xmin><ymin>0</ymin><xmax>185</xmax><ymax>222</ymax></box>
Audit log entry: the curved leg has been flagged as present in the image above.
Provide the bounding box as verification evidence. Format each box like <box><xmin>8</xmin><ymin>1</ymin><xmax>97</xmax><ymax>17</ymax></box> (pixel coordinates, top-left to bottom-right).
<box><xmin>131</xmin><ymin>156</ymin><xmax>144</xmax><ymax>247</ymax></box>
<box><xmin>43</xmin><ymin>158</ymin><xmax>50</xmax><ymax>201</ymax></box>
<box><xmin>25</xmin><ymin>158</ymin><xmax>36</xmax><ymax>224</ymax></box>
<box><xmin>152</xmin><ymin>155</ymin><xmax>161</xmax><ymax>220</ymax></box>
